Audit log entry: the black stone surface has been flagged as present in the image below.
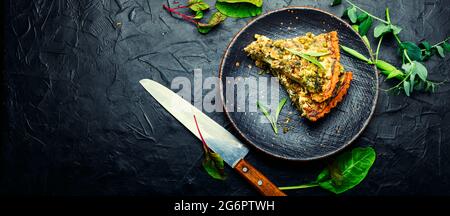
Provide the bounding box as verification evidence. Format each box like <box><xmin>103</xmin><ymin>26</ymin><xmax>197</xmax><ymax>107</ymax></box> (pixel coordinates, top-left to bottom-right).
<box><xmin>1</xmin><ymin>0</ymin><xmax>449</xmax><ymax>196</ymax></box>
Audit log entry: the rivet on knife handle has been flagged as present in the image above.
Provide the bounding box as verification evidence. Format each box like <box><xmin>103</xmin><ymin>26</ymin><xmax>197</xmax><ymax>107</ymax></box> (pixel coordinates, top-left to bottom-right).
<box><xmin>235</xmin><ymin>159</ymin><xmax>286</xmax><ymax>196</ymax></box>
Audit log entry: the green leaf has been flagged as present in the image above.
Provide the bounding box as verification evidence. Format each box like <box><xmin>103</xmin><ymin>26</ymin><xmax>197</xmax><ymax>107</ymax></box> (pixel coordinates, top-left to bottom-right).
<box><xmin>347</xmin><ymin>7</ymin><xmax>358</xmax><ymax>23</ymax></box>
<box><xmin>401</xmin><ymin>42</ymin><xmax>423</xmax><ymax>61</ymax></box>
<box><xmin>202</xmin><ymin>152</ymin><xmax>226</xmax><ymax>180</ymax></box>
<box><xmin>303</xmin><ymin>51</ymin><xmax>330</xmax><ymax>57</ymax></box>
<box><xmin>342</xmin><ymin>7</ymin><xmax>349</xmax><ymax>18</ymax></box>
<box><xmin>358</xmin><ymin>16</ymin><xmax>372</xmax><ymax>36</ymax></box>
<box><xmin>217</xmin><ymin>0</ymin><xmax>263</xmax><ymax>7</ymax></box>
<box><xmin>275</xmin><ymin>98</ymin><xmax>287</xmax><ymax>122</ymax></box>
<box><xmin>215</xmin><ymin>1</ymin><xmax>262</xmax><ymax>18</ymax></box>
<box><xmin>409</xmin><ymin>70</ymin><xmax>416</xmax><ymax>93</ymax></box>
<box><xmin>340</xmin><ymin>45</ymin><xmax>371</xmax><ymax>63</ymax></box>
<box><xmin>435</xmin><ymin>46</ymin><xmax>445</xmax><ymax>58</ymax></box>
<box><xmin>331</xmin><ymin>0</ymin><xmax>342</xmax><ymax>6</ymax></box>
<box><xmin>356</xmin><ymin>12</ymin><xmax>368</xmax><ymax>23</ymax></box>
<box><xmin>316</xmin><ymin>147</ymin><xmax>376</xmax><ymax>194</ymax></box>
<box><xmin>413</xmin><ymin>61</ymin><xmax>428</xmax><ymax>81</ymax></box>
<box><xmin>373</xmin><ymin>23</ymin><xmax>391</xmax><ymax>38</ymax></box>
<box><xmin>188</xmin><ymin>0</ymin><xmax>210</xmax><ymax>11</ymax></box>
<box><xmin>197</xmin><ymin>12</ymin><xmax>227</xmax><ymax>34</ymax></box>
<box><xmin>419</xmin><ymin>41</ymin><xmax>432</xmax><ymax>51</ymax></box>
<box><xmin>286</xmin><ymin>48</ymin><xmax>325</xmax><ymax>70</ymax></box>
<box><xmin>194</xmin><ymin>10</ymin><xmax>204</xmax><ymax>19</ymax></box>
<box><xmin>443</xmin><ymin>42</ymin><xmax>450</xmax><ymax>52</ymax></box>
<box><xmin>390</xmin><ymin>24</ymin><xmax>402</xmax><ymax>35</ymax></box>
<box><xmin>257</xmin><ymin>101</ymin><xmax>277</xmax><ymax>134</ymax></box>
<box><xmin>403</xmin><ymin>80</ymin><xmax>411</xmax><ymax>96</ymax></box>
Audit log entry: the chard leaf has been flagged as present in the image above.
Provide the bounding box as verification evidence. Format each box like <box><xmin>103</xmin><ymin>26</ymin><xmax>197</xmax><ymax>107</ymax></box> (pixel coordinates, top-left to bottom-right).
<box><xmin>194</xmin><ymin>115</ymin><xmax>226</xmax><ymax>180</ymax></box>
<box><xmin>203</xmin><ymin>152</ymin><xmax>226</xmax><ymax>180</ymax></box>
<box><xmin>435</xmin><ymin>46</ymin><xmax>445</xmax><ymax>58</ymax></box>
<box><xmin>194</xmin><ymin>10</ymin><xmax>204</xmax><ymax>19</ymax></box>
<box><xmin>217</xmin><ymin>0</ymin><xmax>263</xmax><ymax>7</ymax></box>
<box><xmin>315</xmin><ymin>147</ymin><xmax>376</xmax><ymax>194</ymax></box>
<box><xmin>280</xmin><ymin>147</ymin><xmax>376</xmax><ymax>194</ymax></box>
<box><xmin>188</xmin><ymin>0</ymin><xmax>210</xmax><ymax>11</ymax></box>
<box><xmin>331</xmin><ymin>0</ymin><xmax>342</xmax><ymax>6</ymax></box>
<box><xmin>197</xmin><ymin>12</ymin><xmax>227</xmax><ymax>34</ymax></box>
<box><xmin>215</xmin><ymin>1</ymin><xmax>262</xmax><ymax>18</ymax></box>
<box><xmin>286</xmin><ymin>48</ymin><xmax>325</xmax><ymax>70</ymax></box>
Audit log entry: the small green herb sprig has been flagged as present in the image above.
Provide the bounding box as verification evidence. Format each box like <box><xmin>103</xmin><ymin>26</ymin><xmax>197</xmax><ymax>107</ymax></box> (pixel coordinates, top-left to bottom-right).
<box><xmin>335</xmin><ymin>0</ymin><xmax>449</xmax><ymax>96</ymax></box>
<box><xmin>280</xmin><ymin>147</ymin><xmax>376</xmax><ymax>194</ymax></box>
<box><xmin>257</xmin><ymin>98</ymin><xmax>287</xmax><ymax>134</ymax></box>
<box><xmin>285</xmin><ymin>48</ymin><xmax>328</xmax><ymax>70</ymax></box>
<box><xmin>163</xmin><ymin>0</ymin><xmax>264</xmax><ymax>34</ymax></box>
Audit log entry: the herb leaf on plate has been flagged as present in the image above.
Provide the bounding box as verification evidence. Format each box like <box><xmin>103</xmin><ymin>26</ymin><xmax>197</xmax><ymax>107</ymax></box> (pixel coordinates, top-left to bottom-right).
<box><xmin>286</xmin><ymin>48</ymin><xmax>325</xmax><ymax>70</ymax></box>
<box><xmin>257</xmin><ymin>98</ymin><xmax>287</xmax><ymax>135</ymax></box>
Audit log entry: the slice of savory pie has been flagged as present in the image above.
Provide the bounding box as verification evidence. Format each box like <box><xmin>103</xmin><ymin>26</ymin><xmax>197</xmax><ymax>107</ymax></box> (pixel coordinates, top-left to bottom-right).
<box><xmin>244</xmin><ymin>31</ymin><xmax>352</xmax><ymax>121</ymax></box>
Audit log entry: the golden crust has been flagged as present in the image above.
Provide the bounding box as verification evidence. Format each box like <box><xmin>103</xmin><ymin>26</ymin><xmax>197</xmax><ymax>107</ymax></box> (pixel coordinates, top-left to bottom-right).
<box><xmin>303</xmin><ymin>72</ymin><xmax>353</xmax><ymax>122</ymax></box>
<box><xmin>310</xmin><ymin>31</ymin><xmax>341</xmax><ymax>103</ymax></box>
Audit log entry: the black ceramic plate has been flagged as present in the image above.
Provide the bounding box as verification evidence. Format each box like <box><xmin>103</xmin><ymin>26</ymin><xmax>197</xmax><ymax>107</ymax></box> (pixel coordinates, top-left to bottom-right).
<box><xmin>219</xmin><ymin>7</ymin><xmax>378</xmax><ymax>161</ymax></box>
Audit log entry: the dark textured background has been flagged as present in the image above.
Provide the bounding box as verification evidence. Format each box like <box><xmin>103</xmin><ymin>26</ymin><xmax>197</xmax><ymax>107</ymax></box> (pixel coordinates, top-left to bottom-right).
<box><xmin>1</xmin><ymin>0</ymin><xmax>449</xmax><ymax>196</ymax></box>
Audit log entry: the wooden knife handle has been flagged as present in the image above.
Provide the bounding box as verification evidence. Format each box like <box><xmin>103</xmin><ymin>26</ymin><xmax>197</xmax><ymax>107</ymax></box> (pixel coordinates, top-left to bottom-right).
<box><xmin>235</xmin><ymin>159</ymin><xmax>287</xmax><ymax>196</ymax></box>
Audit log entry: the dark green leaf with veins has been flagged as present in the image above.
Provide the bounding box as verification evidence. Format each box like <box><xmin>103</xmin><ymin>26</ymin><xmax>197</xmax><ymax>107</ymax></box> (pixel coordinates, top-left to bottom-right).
<box><xmin>197</xmin><ymin>12</ymin><xmax>227</xmax><ymax>34</ymax></box>
<box><xmin>401</xmin><ymin>42</ymin><xmax>423</xmax><ymax>61</ymax></box>
<box><xmin>188</xmin><ymin>0</ymin><xmax>210</xmax><ymax>11</ymax></box>
<box><xmin>216</xmin><ymin>0</ymin><xmax>263</xmax><ymax>18</ymax></box>
<box><xmin>217</xmin><ymin>0</ymin><xmax>263</xmax><ymax>7</ymax></box>
<box><xmin>203</xmin><ymin>152</ymin><xmax>226</xmax><ymax>180</ymax></box>
<box><xmin>279</xmin><ymin>147</ymin><xmax>376</xmax><ymax>194</ymax></box>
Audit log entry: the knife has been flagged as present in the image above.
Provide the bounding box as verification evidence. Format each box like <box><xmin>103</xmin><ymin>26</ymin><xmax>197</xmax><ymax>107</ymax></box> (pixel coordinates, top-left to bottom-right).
<box><xmin>139</xmin><ymin>79</ymin><xmax>286</xmax><ymax>196</ymax></box>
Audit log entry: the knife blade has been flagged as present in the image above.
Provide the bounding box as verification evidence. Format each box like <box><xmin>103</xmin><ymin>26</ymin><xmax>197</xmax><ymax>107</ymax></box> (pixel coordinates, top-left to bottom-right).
<box><xmin>139</xmin><ymin>79</ymin><xmax>286</xmax><ymax>196</ymax></box>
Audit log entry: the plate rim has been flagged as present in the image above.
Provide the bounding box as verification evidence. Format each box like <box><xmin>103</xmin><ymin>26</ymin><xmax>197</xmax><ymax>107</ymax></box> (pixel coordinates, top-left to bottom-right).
<box><xmin>218</xmin><ymin>6</ymin><xmax>379</xmax><ymax>161</ymax></box>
